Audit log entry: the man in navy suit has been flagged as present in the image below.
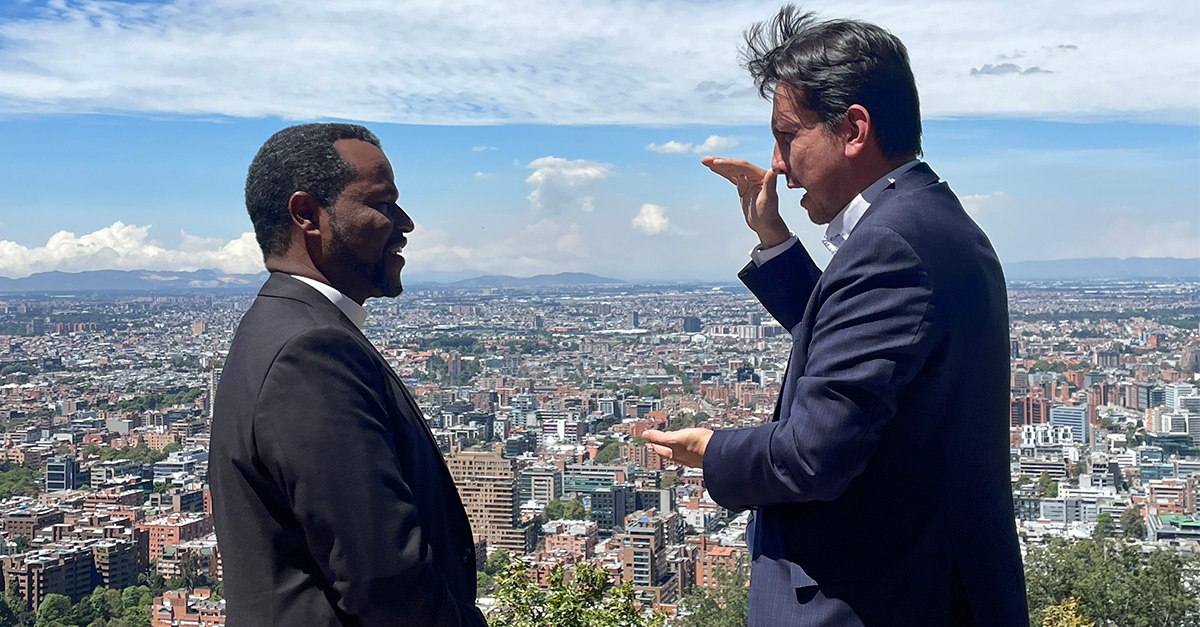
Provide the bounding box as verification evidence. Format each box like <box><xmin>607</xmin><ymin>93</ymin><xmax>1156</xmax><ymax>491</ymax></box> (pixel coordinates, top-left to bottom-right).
<box><xmin>211</xmin><ymin>124</ymin><xmax>486</xmax><ymax>626</ymax></box>
<box><xmin>642</xmin><ymin>7</ymin><xmax>1028</xmax><ymax>625</ymax></box>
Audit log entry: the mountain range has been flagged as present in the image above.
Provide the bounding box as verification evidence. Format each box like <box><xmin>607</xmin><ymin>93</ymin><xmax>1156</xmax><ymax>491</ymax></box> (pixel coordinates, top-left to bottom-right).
<box><xmin>0</xmin><ymin>257</ymin><xmax>1194</xmax><ymax>292</ymax></box>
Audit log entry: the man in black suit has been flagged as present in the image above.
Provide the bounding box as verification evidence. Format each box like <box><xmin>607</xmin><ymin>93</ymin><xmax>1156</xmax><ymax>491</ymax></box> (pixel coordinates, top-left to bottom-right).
<box><xmin>211</xmin><ymin>123</ymin><xmax>486</xmax><ymax>626</ymax></box>
<box><xmin>643</xmin><ymin>7</ymin><xmax>1028</xmax><ymax>625</ymax></box>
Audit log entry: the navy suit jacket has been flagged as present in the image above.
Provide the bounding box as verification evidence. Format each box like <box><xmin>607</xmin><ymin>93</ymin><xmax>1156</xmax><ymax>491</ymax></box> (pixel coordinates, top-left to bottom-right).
<box><xmin>211</xmin><ymin>273</ymin><xmax>486</xmax><ymax>626</ymax></box>
<box><xmin>703</xmin><ymin>164</ymin><xmax>1028</xmax><ymax>626</ymax></box>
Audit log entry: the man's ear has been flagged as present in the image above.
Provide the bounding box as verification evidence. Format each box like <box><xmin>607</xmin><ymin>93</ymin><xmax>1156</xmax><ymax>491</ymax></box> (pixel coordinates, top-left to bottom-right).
<box><xmin>287</xmin><ymin>191</ymin><xmax>321</xmax><ymax>237</ymax></box>
<box><xmin>842</xmin><ymin>104</ymin><xmax>871</xmax><ymax>159</ymax></box>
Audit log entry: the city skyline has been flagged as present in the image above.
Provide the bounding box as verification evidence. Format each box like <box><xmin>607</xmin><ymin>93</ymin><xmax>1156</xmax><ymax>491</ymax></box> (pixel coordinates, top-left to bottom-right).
<box><xmin>0</xmin><ymin>0</ymin><xmax>1197</xmax><ymax>281</ymax></box>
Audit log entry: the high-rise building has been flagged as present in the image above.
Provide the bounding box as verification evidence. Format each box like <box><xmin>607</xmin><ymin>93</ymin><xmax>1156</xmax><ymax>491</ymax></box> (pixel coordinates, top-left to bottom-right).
<box><xmin>619</xmin><ymin>510</ymin><xmax>682</xmax><ymax>606</ymax></box>
<box><xmin>44</xmin><ymin>455</ymin><xmax>83</xmax><ymax>492</ymax></box>
<box><xmin>590</xmin><ymin>484</ymin><xmax>633</xmax><ymax>536</ymax></box>
<box><xmin>1049</xmin><ymin>404</ymin><xmax>1089</xmax><ymax>444</ymax></box>
<box><xmin>681</xmin><ymin>316</ymin><xmax>702</xmax><ymax>333</ymax></box>
<box><xmin>518</xmin><ymin>465</ymin><xmax>563</xmax><ymax>506</ymax></box>
<box><xmin>1165</xmin><ymin>383</ymin><xmax>1197</xmax><ymax>411</ymax></box>
<box><xmin>446</xmin><ymin>450</ymin><xmax>535</xmax><ymax>555</ymax></box>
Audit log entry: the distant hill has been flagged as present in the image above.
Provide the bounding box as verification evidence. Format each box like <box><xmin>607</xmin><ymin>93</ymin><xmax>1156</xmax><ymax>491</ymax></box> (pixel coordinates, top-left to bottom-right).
<box><xmin>440</xmin><ymin>272</ymin><xmax>623</xmax><ymax>288</ymax></box>
<box><xmin>0</xmin><ymin>269</ymin><xmax>622</xmax><ymax>292</ymax></box>
<box><xmin>1003</xmin><ymin>257</ymin><xmax>1199</xmax><ymax>280</ymax></box>
<box><xmin>0</xmin><ymin>269</ymin><xmax>269</xmax><ymax>292</ymax></box>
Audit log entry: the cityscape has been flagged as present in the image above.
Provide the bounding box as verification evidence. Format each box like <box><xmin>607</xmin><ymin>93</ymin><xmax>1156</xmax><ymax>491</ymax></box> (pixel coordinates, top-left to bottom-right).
<box><xmin>0</xmin><ymin>271</ymin><xmax>1195</xmax><ymax>625</ymax></box>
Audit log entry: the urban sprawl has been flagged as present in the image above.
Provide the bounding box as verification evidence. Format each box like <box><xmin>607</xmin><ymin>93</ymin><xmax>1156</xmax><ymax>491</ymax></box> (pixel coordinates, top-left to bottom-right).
<box><xmin>0</xmin><ymin>277</ymin><xmax>1197</xmax><ymax>624</ymax></box>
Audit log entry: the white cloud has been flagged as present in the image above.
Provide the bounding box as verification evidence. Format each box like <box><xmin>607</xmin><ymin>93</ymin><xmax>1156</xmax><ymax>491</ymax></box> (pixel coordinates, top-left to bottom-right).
<box><xmin>0</xmin><ymin>222</ymin><xmax>263</xmax><ymax>278</ymax></box>
<box><xmin>0</xmin><ymin>1</ymin><xmax>1192</xmax><ymax>124</ymax></box>
<box><xmin>646</xmin><ymin>140</ymin><xmax>693</xmax><ymax>154</ymax></box>
<box><xmin>525</xmin><ymin>156</ymin><xmax>612</xmax><ymax>216</ymax></box>
<box><xmin>632</xmin><ymin>203</ymin><xmax>670</xmax><ymax>235</ymax></box>
<box><xmin>694</xmin><ymin>135</ymin><xmax>739</xmax><ymax>153</ymax></box>
<box><xmin>960</xmin><ymin>191</ymin><xmax>1009</xmax><ymax>217</ymax></box>
<box><xmin>471</xmin><ymin>145</ymin><xmax>496</xmax><ymax>151</ymax></box>
<box><xmin>647</xmin><ymin>135</ymin><xmax>740</xmax><ymax>155</ymax></box>
<box><xmin>403</xmin><ymin>219</ymin><xmax>592</xmax><ymax>276</ymax></box>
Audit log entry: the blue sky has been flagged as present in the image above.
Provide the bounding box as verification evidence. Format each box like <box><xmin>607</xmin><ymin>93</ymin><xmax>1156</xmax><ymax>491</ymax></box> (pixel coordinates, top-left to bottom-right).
<box><xmin>0</xmin><ymin>0</ymin><xmax>1197</xmax><ymax>281</ymax></box>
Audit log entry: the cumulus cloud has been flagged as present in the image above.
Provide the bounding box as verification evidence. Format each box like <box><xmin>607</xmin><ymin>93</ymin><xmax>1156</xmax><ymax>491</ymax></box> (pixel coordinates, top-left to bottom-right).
<box><xmin>960</xmin><ymin>192</ymin><xmax>1009</xmax><ymax>217</ymax></box>
<box><xmin>403</xmin><ymin>219</ymin><xmax>591</xmax><ymax>276</ymax></box>
<box><xmin>0</xmin><ymin>1</ymin><xmax>1192</xmax><ymax>123</ymax></box>
<box><xmin>632</xmin><ymin>203</ymin><xmax>670</xmax><ymax>234</ymax></box>
<box><xmin>970</xmin><ymin>63</ymin><xmax>1022</xmax><ymax>76</ymax></box>
<box><xmin>525</xmin><ymin>156</ymin><xmax>612</xmax><ymax>216</ymax></box>
<box><xmin>646</xmin><ymin>140</ymin><xmax>693</xmax><ymax>154</ymax></box>
<box><xmin>0</xmin><ymin>222</ymin><xmax>262</xmax><ymax>278</ymax></box>
<box><xmin>647</xmin><ymin>135</ymin><xmax>739</xmax><ymax>154</ymax></box>
<box><xmin>694</xmin><ymin>135</ymin><xmax>739</xmax><ymax>153</ymax></box>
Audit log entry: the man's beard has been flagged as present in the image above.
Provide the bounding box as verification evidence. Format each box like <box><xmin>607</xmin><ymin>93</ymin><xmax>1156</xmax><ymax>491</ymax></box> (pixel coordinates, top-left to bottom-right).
<box><xmin>329</xmin><ymin>222</ymin><xmax>403</xmax><ymax>298</ymax></box>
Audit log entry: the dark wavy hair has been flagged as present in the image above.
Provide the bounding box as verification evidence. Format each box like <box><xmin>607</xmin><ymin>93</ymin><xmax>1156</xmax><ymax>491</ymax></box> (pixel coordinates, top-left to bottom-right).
<box><xmin>742</xmin><ymin>5</ymin><xmax>922</xmax><ymax>159</ymax></box>
<box><xmin>245</xmin><ymin>123</ymin><xmax>381</xmax><ymax>257</ymax></box>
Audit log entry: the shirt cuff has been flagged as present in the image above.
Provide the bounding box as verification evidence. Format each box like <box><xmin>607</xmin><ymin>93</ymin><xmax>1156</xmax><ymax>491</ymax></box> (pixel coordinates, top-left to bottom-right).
<box><xmin>749</xmin><ymin>234</ymin><xmax>798</xmax><ymax>267</ymax></box>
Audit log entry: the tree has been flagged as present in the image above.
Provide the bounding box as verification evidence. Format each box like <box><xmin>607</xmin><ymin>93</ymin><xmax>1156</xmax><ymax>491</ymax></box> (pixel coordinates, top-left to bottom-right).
<box><xmin>681</xmin><ymin>562</ymin><xmax>748</xmax><ymax>627</ymax></box>
<box><xmin>489</xmin><ymin>560</ymin><xmax>663</xmax><ymax>627</ymax></box>
<box><xmin>1024</xmin><ymin>537</ymin><xmax>1199</xmax><ymax>626</ymax></box>
<box><xmin>1091</xmin><ymin>513</ymin><xmax>1115</xmax><ymax>541</ymax></box>
<box><xmin>563</xmin><ymin>498</ymin><xmax>588</xmax><ymax>521</ymax></box>
<box><xmin>1037</xmin><ymin>471</ymin><xmax>1058</xmax><ymax>498</ymax></box>
<box><xmin>1071</xmin><ymin>459</ymin><xmax>1088</xmax><ymax>478</ymax></box>
<box><xmin>1040</xmin><ymin>597</ymin><xmax>1094</xmax><ymax>627</ymax></box>
<box><xmin>593</xmin><ymin>440</ymin><xmax>620</xmax><ymax>464</ymax></box>
<box><xmin>544</xmin><ymin>499</ymin><xmax>565</xmax><ymax>522</ymax></box>
<box><xmin>11</xmin><ymin>536</ymin><xmax>31</xmax><ymax>554</ymax></box>
<box><xmin>636</xmin><ymin>384</ymin><xmax>660</xmax><ymax>399</ymax></box>
<box><xmin>484</xmin><ymin>549</ymin><xmax>510</xmax><ymax>576</ymax></box>
<box><xmin>1120</xmin><ymin>505</ymin><xmax>1146</xmax><ymax>540</ymax></box>
<box><xmin>34</xmin><ymin>593</ymin><xmax>70</xmax><ymax>627</ymax></box>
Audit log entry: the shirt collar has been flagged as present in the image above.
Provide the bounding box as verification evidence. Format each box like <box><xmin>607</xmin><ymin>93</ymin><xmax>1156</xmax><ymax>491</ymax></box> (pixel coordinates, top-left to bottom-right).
<box><xmin>288</xmin><ymin>274</ymin><xmax>369</xmax><ymax>332</ymax></box>
<box><xmin>822</xmin><ymin>159</ymin><xmax>920</xmax><ymax>255</ymax></box>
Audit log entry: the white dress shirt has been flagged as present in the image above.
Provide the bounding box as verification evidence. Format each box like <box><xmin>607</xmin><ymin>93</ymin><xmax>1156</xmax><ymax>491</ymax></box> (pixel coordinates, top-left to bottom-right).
<box><xmin>289</xmin><ymin>274</ymin><xmax>369</xmax><ymax>332</ymax></box>
<box><xmin>751</xmin><ymin>159</ymin><xmax>921</xmax><ymax>265</ymax></box>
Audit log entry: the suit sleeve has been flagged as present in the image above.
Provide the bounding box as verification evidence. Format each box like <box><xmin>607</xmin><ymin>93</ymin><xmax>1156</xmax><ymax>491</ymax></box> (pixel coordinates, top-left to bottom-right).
<box><xmin>254</xmin><ymin>326</ymin><xmax>485</xmax><ymax>627</ymax></box>
<box><xmin>705</xmin><ymin>225</ymin><xmax>938</xmax><ymax>508</ymax></box>
<box><xmin>738</xmin><ymin>237</ymin><xmax>822</xmax><ymax>331</ymax></box>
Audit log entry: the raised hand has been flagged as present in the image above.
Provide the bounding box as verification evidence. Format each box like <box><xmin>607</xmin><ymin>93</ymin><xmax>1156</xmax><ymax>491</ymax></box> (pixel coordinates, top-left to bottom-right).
<box><xmin>641</xmin><ymin>428</ymin><xmax>713</xmax><ymax>468</ymax></box>
<box><xmin>702</xmin><ymin>156</ymin><xmax>790</xmax><ymax>247</ymax></box>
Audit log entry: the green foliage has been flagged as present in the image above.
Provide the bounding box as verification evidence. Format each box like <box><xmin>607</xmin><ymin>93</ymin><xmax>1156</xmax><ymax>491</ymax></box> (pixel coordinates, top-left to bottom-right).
<box><xmin>161</xmin><ymin>442</ymin><xmax>182</xmax><ymax>455</ymax></box>
<box><xmin>562</xmin><ymin>498</ymin><xmax>588</xmax><ymax>521</ymax></box>
<box><xmin>636</xmin><ymin>384</ymin><xmax>660</xmax><ymax>399</ymax></box>
<box><xmin>681</xmin><ymin>562</ymin><xmax>748</xmax><ymax>627</ymax></box>
<box><xmin>0</xmin><ymin>465</ymin><xmax>40</xmax><ymax>500</ymax></box>
<box><xmin>1024</xmin><ymin>538</ymin><xmax>1199</xmax><ymax>627</ymax></box>
<box><xmin>477</xmin><ymin>571</ymin><xmax>493</xmax><ymax>597</ymax></box>
<box><xmin>1036</xmin><ymin>471</ymin><xmax>1058</xmax><ymax>498</ymax></box>
<box><xmin>544</xmin><ymin>499</ymin><xmax>565</xmax><ymax>521</ymax></box>
<box><xmin>103</xmin><ymin>387</ymin><xmax>202</xmax><ymax>413</ymax></box>
<box><xmin>1039</xmin><ymin>597</ymin><xmax>1093</xmax><ymax>627</ymax></box>
<box><xmin>94</xmin><ymin>443</ymin><xmax>168</xmax><ymax>465</ymax></box>
<box><xmin>1120</xmin><ymin>506</ymin><xmax>1146</xmax><ymax>540</ymax></box>
<box><xmin>484</xmin><ymin>549</ymin><xmax>511</xmax><ymax>576</ymax></box>
<box><xmin>666</xmin><ymin>414</ymin><xmax>694</xmax><ymax>431</ymax></box>
<box><xmin>35</xmin><ymin>593</ymin><xmax>71</xmax><ymax>627</ymax></box>
<box><xmin>1091</xmin><ymin>513</ymin><xmax>1115</xmax><ymax>541</ymax></box>
<box><xmin>489</xmin><ymin>561</ymin><xmax>664</xmax><ymax>627</ymax></box>
<box><xmin>593</xmin><ymin>439</ymin><xmax>620</xmax><ymax>464</ymax></box>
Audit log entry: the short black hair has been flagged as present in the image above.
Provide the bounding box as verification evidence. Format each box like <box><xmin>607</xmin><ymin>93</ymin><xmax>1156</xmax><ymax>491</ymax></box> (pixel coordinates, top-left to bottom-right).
<box><xmin>743</xmin><ymin>5</ymin><xmax>922</xmax><ymax>159</ymax></box>
<box><xmin>245</xmin><ymin>123</ymin><xmax>382</xmax><ymax>257</ymax></box>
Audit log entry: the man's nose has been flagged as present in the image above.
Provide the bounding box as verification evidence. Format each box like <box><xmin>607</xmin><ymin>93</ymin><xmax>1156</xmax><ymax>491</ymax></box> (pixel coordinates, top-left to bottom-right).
<box><xmin>392</xmin><ymin>205</ymin><xmax>414</xmax><ymax>233</ymax></box>
<box><xmin>771</xmin><ymin>144</ymin><xmax>788</xmax><ymax>173</ymax></box>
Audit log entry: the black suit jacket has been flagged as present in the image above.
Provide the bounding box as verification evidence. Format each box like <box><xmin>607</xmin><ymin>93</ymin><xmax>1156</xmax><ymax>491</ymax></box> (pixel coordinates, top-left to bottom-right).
<box><xmin>703</xmin><ymin>164</ymin><xmax>1028</xmax><ymax>626</ymax></box>
<box><xmin>211</xmin><ymin>273</ymin><xmax>485</xmax><ymax>626</ymax></box>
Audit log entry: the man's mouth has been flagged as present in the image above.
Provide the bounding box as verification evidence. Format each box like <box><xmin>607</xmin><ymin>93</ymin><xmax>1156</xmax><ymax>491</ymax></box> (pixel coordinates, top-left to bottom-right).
<box><xmin>387</xmin><ymin>238</ymin><xmax>407</xmax><ymax>257</ymax></box>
